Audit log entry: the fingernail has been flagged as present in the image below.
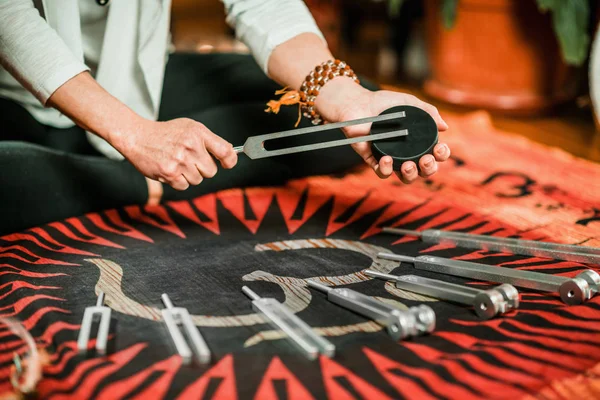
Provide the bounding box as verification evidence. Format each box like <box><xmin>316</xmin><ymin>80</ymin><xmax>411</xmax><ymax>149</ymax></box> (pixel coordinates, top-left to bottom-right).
<box><xmin>424</xmin><ymin>159</ymin><xmax>433</xmax><ymax>168</ymax></box>
<box><xmin>440</xmin><ymin>144</ymin><xmax>449</xmax><ymax>154</ymax></box>
<box><xmin>405</xmin><ymin>165</ymin><xmax>415</xmax><ymax>173</ymax></box>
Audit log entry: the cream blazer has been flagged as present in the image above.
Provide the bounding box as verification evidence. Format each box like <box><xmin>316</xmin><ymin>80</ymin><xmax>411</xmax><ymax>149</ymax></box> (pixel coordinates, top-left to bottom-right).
<box><xmin>0</xmin><ymin>0</ymin><xmax>323</xmax><ymax>159</ymax></box>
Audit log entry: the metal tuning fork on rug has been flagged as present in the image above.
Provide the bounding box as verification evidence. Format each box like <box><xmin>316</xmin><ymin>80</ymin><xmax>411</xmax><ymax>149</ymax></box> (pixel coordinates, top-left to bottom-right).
<box><xmin>306</xmin><ymin>280</ymin><xmax>435</xmax><ymax>341</ymax></box>
<box><xmin>378</xmin><ymin>253</ymin><xmax>600</xmax><ymax>306</ymax></box>
<box><xmin>233</xmin><ymin>112</ymin><xmax>407</xmax><ymax>159</ymax></box>
<box><xmin>161</xmin><ymin>294</ymin><xmax>211</xmax><ymax>365</ymax></box>
<box><xmin>242</xmin><ymin>286</ymin><xmax>335</xmax><ymax>360</ymax></box>
<box><xmin>77</xmin><ymin>291</ymin><xmax>111</xmax><ymax>355</ymax></box>
<box><xmin>382</xmin><ymin>227</ymin><xmax>600</xmax><ymax>265</ymax></box>
<box><xmin>365</xmin><ymin>270</ymin><xmax>519</xmax><ymax>320</ymax></box>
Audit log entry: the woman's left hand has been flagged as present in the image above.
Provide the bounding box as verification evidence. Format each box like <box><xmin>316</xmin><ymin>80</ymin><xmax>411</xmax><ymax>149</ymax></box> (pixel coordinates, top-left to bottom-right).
<box><xmin>315</xmin><ymin>78</ymin><xmax>451</xmax><ymax>184</ymax></box>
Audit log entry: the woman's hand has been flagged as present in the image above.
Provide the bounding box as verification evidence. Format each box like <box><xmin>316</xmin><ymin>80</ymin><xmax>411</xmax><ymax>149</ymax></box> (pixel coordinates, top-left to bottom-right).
<box><xmin>315</xmin><ymin>78</ymin><xmax>451</xmax><ymax>184</ymax></box>
<box><xmin>47</xmin><ymin>72</ymin><xmax>238</xmax><ymax>191</ymax></box>
<box><xmin>113</xmin><ymin>118</ymin><xmax>238</xmax><ymax>190</ymax></box>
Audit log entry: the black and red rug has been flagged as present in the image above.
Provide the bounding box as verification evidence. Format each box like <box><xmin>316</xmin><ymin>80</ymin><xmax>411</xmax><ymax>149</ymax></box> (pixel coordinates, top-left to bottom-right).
<box><xmin>1</xmin><ymin>112</ymin><xmax>600</xmax><ymax>399</ymax></box>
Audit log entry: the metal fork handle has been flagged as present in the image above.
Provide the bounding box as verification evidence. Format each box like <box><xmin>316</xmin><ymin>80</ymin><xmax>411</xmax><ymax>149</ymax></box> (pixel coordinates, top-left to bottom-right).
<box><xmin>366</xmin><ymin>270</ymin><xmax>478</xmax><ymax>304</ymax></box>
<box><xmin>412</xmin><ymin>255</ymin><xmax>566</xmax><ymax>291</ymax></box>
<box><xmin>421</xmin><ymin>229</ymin><xmax>600</xmax><ymax>257</ymax></box>
<box><xmin>243</xmin><ymin>111</ymin><xmax>406</xmax><ymax>144</ymax></box>
<box><xmin>237</xmin><ymin>111</ymin><xmax>406</xmax><ymax>158</ymax></box>
<box><xmin>240</xmin><ymin>129</ymin><xmax>408</xmax><ymax>159</ymax></box>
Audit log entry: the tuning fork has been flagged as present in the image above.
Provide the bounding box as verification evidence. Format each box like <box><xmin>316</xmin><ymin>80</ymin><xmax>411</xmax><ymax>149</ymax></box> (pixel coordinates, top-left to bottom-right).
<box><xmin>77</xmin><ymin>291</ymin><xmax>111</xmax><ymax>354</ymax></box>
<box><xmin>306</xmin><ymin>280</ymin><xmax>435</xmax><ymax>340</ymax></box>
<box><xmin>382</xmin><ymin>227</ymin><xmax>600</xmax><ymax>264</ymax></box>
<box><xmin>378</xmin><ymin>253</ymin><xmax>600</xmax><ymax>305</ymax></box>
<box><xmin>161</xmin><ymin>294</ymin><xmax>211</xmax><ymax>365</ymax></box>
<box><xmin>365</xmin><ymin>270</ymin><xmax>519</xmax><ymax>319</ymax></box>
<box><xmin>233</xmin><ymin>112</ymin><xmax>408</xmax><ymax>159</ymax></box>
<box><xmin>242</xmin><ymin>286</ymin><xmax>334</xmax><ymax>360</ymax></box>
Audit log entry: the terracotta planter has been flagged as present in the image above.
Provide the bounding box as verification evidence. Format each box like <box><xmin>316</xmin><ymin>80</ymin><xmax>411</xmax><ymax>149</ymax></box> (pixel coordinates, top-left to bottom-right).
<box><xmin>424</xmin><ymin>0</ymin><xmax>580</xmax><ymax>114</ymax></box>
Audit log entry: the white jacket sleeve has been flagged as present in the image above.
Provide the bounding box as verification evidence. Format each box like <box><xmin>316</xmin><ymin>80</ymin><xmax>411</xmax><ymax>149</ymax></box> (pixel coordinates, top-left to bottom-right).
<box><xmin>0</xmin><ymin>0</ymin><xmax>89</xmax><ymax>105</ymax></box>
<box><xmin>222</xmin><ymin>0</ymin><xmax>325</xmax><ymax>74</ymax></box>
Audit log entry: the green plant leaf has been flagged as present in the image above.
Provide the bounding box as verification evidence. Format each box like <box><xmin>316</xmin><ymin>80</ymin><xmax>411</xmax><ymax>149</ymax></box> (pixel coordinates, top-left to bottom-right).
<box><xmin>442</xmin><ymin>0</ymin><xmax>458</xmax><ymax>29</ymax></box>
<box><xmin>536</xmin><ymin>0</ymin><xmax>590</xmax><ymax>66</ymax></box>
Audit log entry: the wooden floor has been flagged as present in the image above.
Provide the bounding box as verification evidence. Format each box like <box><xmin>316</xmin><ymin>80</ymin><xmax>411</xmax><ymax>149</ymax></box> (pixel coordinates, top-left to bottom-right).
<box><xmin>170</xmin><ymin>3</ymin><xmax>600</xmax><ymax>163</ymax></box>
<box><xmin>397</xmin><ymin>86</ymin><xmax>600</xmax><ymax>163</ymax></box>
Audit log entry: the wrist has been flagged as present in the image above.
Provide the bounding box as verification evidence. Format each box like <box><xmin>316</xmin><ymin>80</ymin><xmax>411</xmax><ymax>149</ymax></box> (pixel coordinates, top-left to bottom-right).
<box><xmin>315</xmin><ymin>76</ymin><xmax>370</xmax><ymax>122</ymax></box>
<box><xmin>103</xmin><ymin>110</ymin><xmax>151</xmax><ymax>156</ymax></box>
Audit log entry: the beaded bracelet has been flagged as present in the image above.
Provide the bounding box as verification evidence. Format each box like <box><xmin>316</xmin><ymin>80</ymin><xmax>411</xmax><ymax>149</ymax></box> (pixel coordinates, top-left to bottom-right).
<box><xmin>264</xmin><ymin>59</ymin><xmax>359</xmax><ymax>126</ymax></box>
<box><xmin>299</xmin><ymin>59</ymin><xmax>359</xmax><ymax>125</ymax></box>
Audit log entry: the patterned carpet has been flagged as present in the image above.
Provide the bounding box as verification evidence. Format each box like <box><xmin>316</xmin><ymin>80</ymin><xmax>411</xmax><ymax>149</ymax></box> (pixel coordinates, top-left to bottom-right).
<box><xmin>1</xmin><ymin>111</ymin><xmax>599</xmax><ymax>399</ymax></box>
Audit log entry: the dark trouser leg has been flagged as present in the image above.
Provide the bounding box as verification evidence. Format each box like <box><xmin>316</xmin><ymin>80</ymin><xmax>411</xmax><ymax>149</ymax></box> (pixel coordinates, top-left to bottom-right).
<box><xmin>0</xmin><ymin>99</ymin><xmax>148</xmax><ymax>235</ymax></box>
<box><xmin>0</xmin><ymin>97</ymin><xmax>103</xmax><ymax>156</ymax></box>
<box><xmin>159</xmin><ymin>53</ymin><xmax>282</xmax><ymax>120</ymax></box>
<box><xmin>0</xmin><ymin>142</ymin><xmax>147</xmax><ymax>235</ymax></box>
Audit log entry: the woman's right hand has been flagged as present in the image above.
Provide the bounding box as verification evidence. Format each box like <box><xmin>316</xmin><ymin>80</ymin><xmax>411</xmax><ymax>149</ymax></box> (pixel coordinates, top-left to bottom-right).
<box><xmin>115</xmin><ymin>118</ymin><xmax>238</xmax><ymax>190</ymax></box>
<box><xmin>47</xmin><ymin>72</ymin><xmax>238</xmax><ymax>191</ymax></box>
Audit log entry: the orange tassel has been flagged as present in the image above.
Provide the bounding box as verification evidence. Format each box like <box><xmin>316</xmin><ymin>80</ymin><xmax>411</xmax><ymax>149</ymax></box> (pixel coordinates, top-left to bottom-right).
<box><xmin>264</xmin><ymin>87</ymin><xmax>306</xmax><ymax>127</ymax></box>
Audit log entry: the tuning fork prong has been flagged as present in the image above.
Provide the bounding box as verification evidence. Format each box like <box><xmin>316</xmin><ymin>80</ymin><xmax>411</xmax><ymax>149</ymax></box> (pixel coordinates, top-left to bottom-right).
<box><xmin>242</xmin><ymin>286</ymin><xmax>335</xmax><ymax>360</ymax></box>
<box><xmin>161</xmin><ymin>294</ymin><xmax>211</xmax><ymax>365</ymax></box>
<box><xmin>77</xmin><ymin>291</ymin><xmax>112</xmax><ymax>355</ymax></box>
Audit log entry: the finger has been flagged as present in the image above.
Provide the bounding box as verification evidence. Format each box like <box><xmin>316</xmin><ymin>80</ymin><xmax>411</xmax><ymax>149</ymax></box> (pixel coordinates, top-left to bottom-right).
<box><xmin>433</xmin><ymin>143</ymin><xmax>451</xmax><ymax>162</ymax></box>
<box><xmin>182</xmin><ymin>165</ymin><xmax>203</xmax><ymax>186</ymax></box>
<box><xmin>349</xmin><ymin>135</ymin><xmax>390</xmax><ymax>178</ymax></box>
<box><xmin>195</xmin><ymin>154</ymin><xmax>218</xmax><ymax>179</ymax></box>
<box><xmin>169</xmin><ymin>175</ymin><xmax>190</xmax><ymax>191</ymax></box>
<box><xmin>362</xmin><ymin>153</ymin><xmax>386</xmax><ymax>179</ymax></box>
<box><xmin>205</xmin><ymin>133</ymin><xmax>237</xmax><ymax>169</ymax></box>
<box><xmin>377</xmin><ymin>155</ymin><xmax>394</xmax><ymax>179</ymax></box>
<box><xmin>418</xmin><ymin>154</ymin><xmax>438</xmax><ymax>177</ymax></box>
<box><xmin>397</xmin><ymin>161</ymin><xmax>418</xmax><ymax>184</ymax></box>
<box><xmin>415</xmin><ymin>99</ymin><xmax>448</xmax><ymax>131</ymax></box>
<box><xmin>352</xmin><ymin>141</ymin><xmax>379</xmax><ymax>170</ymax></box>
<box><xmin>145</xmin><ymin>177</ymin><xmax>163</xmax><ymax>206</ymax></box>
<box><xmin>351</xmin><ymin>141</ymin><xmax>374</xmax><ymax>164</ymax></box>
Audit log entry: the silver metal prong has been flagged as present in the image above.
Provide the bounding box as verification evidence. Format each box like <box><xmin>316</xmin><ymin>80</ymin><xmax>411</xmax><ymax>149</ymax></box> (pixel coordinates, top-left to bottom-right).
<box><xmin>364</xmin><ymin>270</ymin><xmax>398</xmax><ymax>281</ymax></box>
<box><xmin>238</xmin><ymin>112</ymin><xmax>407</xmax><ymax>159</ymax></box>
<box><xmin>382</xmin><ymin>228</ymin><xmax>600</xmax><ymax>264</ymax></box>
<box><xmin>378</xmin><ymin>253</ymin><xmax>417</xmax><ymax>264</ymax></box>
<box><xmin>161</xmin><ymin>294</ymin><xmax>211</xmax><ymax>365</ymax></box>
<box><xmin>244</xmin><ymin>286</ymin><xmax>335</xmax><ymax>359</ymax></box>
<box><xmin>77</xmin><ymin>291</ymin><xmax>111</xmax><ymax>355</ymax></box>
<box><xmin>161</xmin><ymin>293</ymin><xmax>174</xmax><ymax>309</ymax></box>
<box><xmin>306</xmin><ymin>280</ymin><xmax>332</xmax><ymax>293</ymax></box>
<box><xmin>96</xmin><ymin>291</ymin><xmax>105</xmax><ymax>307</ymax></box>
<box><xmin>242</xmin><ymin>286</ymin><xmax>261</xmax><ymax>301</ymax></box>
<box><xmin>382</xmin><ymin>227</ymin><xmax>423</xmax><ymax>237</ymax></box>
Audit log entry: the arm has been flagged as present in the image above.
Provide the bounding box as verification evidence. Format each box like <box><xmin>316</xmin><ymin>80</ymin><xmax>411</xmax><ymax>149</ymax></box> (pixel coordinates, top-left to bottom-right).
<box><xmin>1</xmin><ymin>1</ymin><xmax>236</xmax><ymax>191</ymax></box>
<box><xmin>0</xmin><ymin>0</ymin><xmax>89</xmax><ymax>104</ymax></box>
<box><xmin>47</xmin><ymin>72</ymin><xmax>237</xmax><ymax>191</ymax></box>
<box><xmin>269</xmin><ymin>33</ymin><xmax>450</xmax><ymax>183</ymax></box>
<box><xmin>223</xmin><ymin>0</ymin><xmax>451</xmax><ymax>183</ymax></box>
